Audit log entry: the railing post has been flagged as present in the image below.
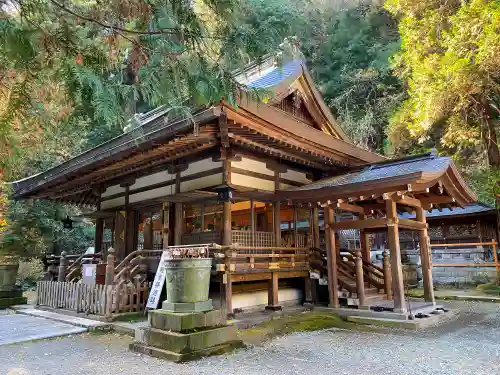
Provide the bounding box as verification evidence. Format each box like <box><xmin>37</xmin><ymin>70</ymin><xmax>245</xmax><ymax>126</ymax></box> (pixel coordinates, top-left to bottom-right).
<box><xmin>105</xmin><ymin>248</ymin><xmax>116</xmax><ymax>286</ymax></box>
<box><xmin>354</xmin><ymin>250</ymin><xmax>366</xmax><ymax>308</ymax></box>
<box><xmin>57</xmin><ymin>251</ymin><xmax>68</xmax><ymax>282</ymax></box>
<box><xmin>382</xmin><ymin>250</ymin><xmax>392</xmax><ymax>300</ymax></box>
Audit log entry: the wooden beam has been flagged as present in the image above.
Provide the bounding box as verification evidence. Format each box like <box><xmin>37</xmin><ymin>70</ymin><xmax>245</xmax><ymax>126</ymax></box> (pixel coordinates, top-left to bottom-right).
<box><xmin>329</xmin><ymin>218</ymin><xmax>387</xmax><ymax>231</ymax></box>
<box><xmin>336</xmin><ymin>202</ymin><xmax>364</xmax><ymax>215</ymax></box>
<box><xmin>398</xmin><ymin>218</ymin><xmax>427</xmax><ymax>230</ymax></box>
<box><xmin>418</xmin><ymin>195</ymin><xmax>455</xmax><ymax>206</ymax></box>
<box><xmin>394</xmin><ymin>195</ymin><xmax>422</xmax><ymax>208</ymax></box>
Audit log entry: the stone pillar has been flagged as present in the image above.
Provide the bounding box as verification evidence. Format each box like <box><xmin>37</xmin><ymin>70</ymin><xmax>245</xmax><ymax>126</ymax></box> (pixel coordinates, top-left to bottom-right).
<box><xmin>416</xmin><ymin>207</ymin><xmax>435</xmax><ymax>303</ymax></box>
<box><xmin>385</xmin><ymin>198</ymin><xmax>406</xmax><ymax>313</ymax></box>
<box><xmin>325</xmin><ymin>207</ymin><xmax>339</xmax><ymax>308</ymax></box>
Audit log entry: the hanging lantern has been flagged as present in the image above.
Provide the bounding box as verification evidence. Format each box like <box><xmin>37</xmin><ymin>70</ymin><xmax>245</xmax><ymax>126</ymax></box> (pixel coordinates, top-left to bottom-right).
<box><xmin>215</xmin><ymin>185</ymin><xmax>234</xmax><ymax>203</ymax></box>
<box><xmin>62</xmin><ymin>215</ymin><xmax>73</xmax><ymax>229</ymax></box>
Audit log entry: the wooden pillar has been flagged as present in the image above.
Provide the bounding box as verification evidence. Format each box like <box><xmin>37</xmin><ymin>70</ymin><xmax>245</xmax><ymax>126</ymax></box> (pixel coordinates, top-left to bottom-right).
<box><xmin>221</xmin><ymin>248</ymin><xmax>233</xmax><ymax>318</ymax></box>
<box><xmin>359</xmin><ymin>214</ymin><xmax>371</xmax><ymax>263</ymax></box>
<box><xmin>313</xmin><ymin>206</ymin><xmax>320</xmax><ymax>248</ymax></box>
<box><xmin>223</xmin><ymin>201</ymin><xmax>232</xmax><ymax>246</ymax></box>
<box><xmin>354</xmin><ymin>249</ymin><xmax>366</xmax><ymax>307</ymax></box>
<box><xmin>266</xmin><ymin>272</ymin><xmax>281</xmax><ymax>311</ymax></box>
<box><xmin>221</xmin><ymin>201</ymin><xmax>233</xmax><ymax>317</ymax></box>
<box><xmin>125</xmin><ymin>210</ymin><xmax>137</xmax><ymax>254</ymax></box>
<box><xmin>273</xmin><ymin>201</ymin><xmax>281</xmax><ymax>246</ymax></box>
<box><xmin>105</xmin><ymin>248</ymin><xmax>115</xmax><ymax>286</ymax></box>
<box><xmin>386</xmin><ymin>198</ymin><xmax>406</xmax><ymax>313</ymax></box>
<box><xmin>200</xmin><ymin>203</ymin><xmax>205</xmax><ymax>232</ymax></box>
<box><xmin>382</xmin><ymin>249</ymin><xmax>393</xmax><ymax>299</ymax></box>
<box><xmin>57</xmin><ymin>251</ymin><xmax>68</xmax><ymax>282</ymax></box>
<box><xmin>250</xmin><ymin>199</ymin><xmax>255</xmax><ymax>247</ymax></box>
<box><xmin>416</xmin><ymin>207</ymin><xmax>435</xmax><ymax>303</ymax></box>
<box><xmin>325</xmin><ymin>206</ymin><xmax>339</xmax><ymax>308</ymax></box>
<box><xmin>94</xmin><ymin>194</ymin><xmax>104</xmax><ymax>254</ymax></box>
<box><xmin>113</xmin><ymin>210</ymin><xmax>126</xmax><ymax>262</ymax></box>
<box><xmin>293</xmin><ymin>205</ymin><xmax>298</xmax><ymax>247</ymax></box>
<box><xmin>174</xmin><ymin>203</ymin><xmax>183</xmax><ymax>246</ymax></box>
<box><xmin>161</xmin><ymin>202</ymin><xmax>170</xmax><ymax>248</ymax></box>
<box><xmin>143</xmin><ymin>213</ymin><xmax>153</xmax><ymax>249</ymax></box>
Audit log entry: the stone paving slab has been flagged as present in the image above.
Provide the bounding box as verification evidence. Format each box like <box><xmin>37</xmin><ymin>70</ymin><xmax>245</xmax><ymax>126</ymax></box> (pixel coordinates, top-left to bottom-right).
<box><xmin>14</xmin><ymin>308</ymin><xmax>111</xmax><ymax>329</ymax></box>
<box><xmin>0</xmin><ymin>314</ymin><xmax>86</xmax><ymax>346</ymax></box>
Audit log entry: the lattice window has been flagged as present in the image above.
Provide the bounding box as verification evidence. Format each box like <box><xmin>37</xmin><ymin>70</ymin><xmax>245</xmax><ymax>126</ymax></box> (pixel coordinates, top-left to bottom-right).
<box><xmin>231</xmin><ymin>230</ymin><xmax>274</xmax><ymax>247</ymax></box>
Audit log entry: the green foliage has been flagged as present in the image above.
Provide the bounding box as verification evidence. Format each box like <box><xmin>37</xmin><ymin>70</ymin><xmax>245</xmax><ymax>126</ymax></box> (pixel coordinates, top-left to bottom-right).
<box><xmin>231</xmin><ymin>1</ymin><xmax>406</xmax><ymax>151</ymax></box>
<box><xmin>17</xmin><ymin>258</ymin><xmax>45</xmax><ymax>287</ymax></box>
<box><xmin>386</xmin><ymin>0</ymin><xmax>500</xmax><ymax>168</ymax></box>
<box><xmin>306</xmin><ymin>5</ymin><xmax>404</xmax><ymax>151</ymax></box>
<box><xmin>1</xmin><ymin>198</ymin><xmax>94</xmax><ymax>258</ymax></box>
<box><xmin>467</xmin><ymin>167</ymin><xmax>500</xmax><ymax>206</ymax></box>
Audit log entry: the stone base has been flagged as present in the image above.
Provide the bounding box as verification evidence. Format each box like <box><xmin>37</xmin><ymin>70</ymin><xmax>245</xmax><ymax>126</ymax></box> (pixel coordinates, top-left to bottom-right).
<box><xmin>265</xmin><ymin>305</ymin><xmax>282</xmax><ymax>312</ymax></box>
<box><xmin>135</xmin><ymin>325</ymin><xmax>239</xmax><ymax>353</ymax></box>
<box><xmin>130</xmin><ymin>308</ymin><xmax>243</xmax><ymax>362</ymax></box>
<box><xmin>0</xmin><ymin>289</ymin><xmax>26</xmax><ymax>308</ymax></box>
<box><xmin>148</xmin><ymin>309</ymin><xmax>225</xmax><ymax>332</ymax></box>
<box><xmin>0</xmin><ymin>289</ymin><xmax>22</xmax><ymax>298</ymax></box>
<box><xmin>130</xmin><ymin>340</ymin><xmax>244</xmax><ymax>363</ymax></box>
<box><xmin>161</xmin><ymin>299</ymin><xmax>213</xmax><ymax>313</ymax></box>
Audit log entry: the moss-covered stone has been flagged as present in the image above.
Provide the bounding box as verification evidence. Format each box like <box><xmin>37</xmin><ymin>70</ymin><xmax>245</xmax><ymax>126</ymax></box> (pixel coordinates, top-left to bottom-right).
<box><xmin>0</xmin><ymin>296</ymin><xmax>27</xmax><ymax>308</ymax></box>
<box><xmin>129</xmin><ymin>340</ymin><xmax>244</xmax><ymax>363</ymax></box>
<box><xmin>149</xmin><ymin>309</ymin><xmax>225</xmax><ymax>332</ymax></box>
<box><xmin>138</xmin><ymin>325</ymin><xmax>238</xmax><ymax>354</ymax></box>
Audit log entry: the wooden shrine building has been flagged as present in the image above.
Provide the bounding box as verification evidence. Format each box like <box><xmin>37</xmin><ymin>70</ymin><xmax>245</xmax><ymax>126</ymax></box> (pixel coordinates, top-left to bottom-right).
<box><xmin>10</xmin><ymin>54</ymin><xmax>476</xmax><ymax>315</ymax></box>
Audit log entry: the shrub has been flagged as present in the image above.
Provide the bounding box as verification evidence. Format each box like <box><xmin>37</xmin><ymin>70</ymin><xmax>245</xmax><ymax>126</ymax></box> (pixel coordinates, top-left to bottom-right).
<box><xmin>17</xmin><ymin>258</ymin><xmax>44</xmax><ymax>287</ymax></box>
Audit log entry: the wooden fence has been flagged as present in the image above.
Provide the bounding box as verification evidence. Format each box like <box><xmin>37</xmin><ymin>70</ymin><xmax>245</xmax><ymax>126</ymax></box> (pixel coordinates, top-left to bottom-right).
<box><xmin>36</xmin><ymin>281</ymin><xmax>150</xmax><ymax>316</ymax></box>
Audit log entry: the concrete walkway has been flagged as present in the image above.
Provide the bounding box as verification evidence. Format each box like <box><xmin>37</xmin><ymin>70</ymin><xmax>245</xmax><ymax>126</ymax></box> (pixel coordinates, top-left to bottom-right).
<box><xmin>14</xmin><ymin>308</ymin><xmax>110</xmax><ymax>329</ymax></box>
<box><xmin>0</xmin><ymin>313</ymin><xmax>87</xmax><ymax>346</ymax></box>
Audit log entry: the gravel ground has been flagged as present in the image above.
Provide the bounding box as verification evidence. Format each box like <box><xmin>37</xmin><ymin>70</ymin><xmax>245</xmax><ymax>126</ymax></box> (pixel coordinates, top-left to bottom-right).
<box><xmin>1</xmin><ymin>301</ymin><xmax>500</xmax><ymax>375</ymax></box>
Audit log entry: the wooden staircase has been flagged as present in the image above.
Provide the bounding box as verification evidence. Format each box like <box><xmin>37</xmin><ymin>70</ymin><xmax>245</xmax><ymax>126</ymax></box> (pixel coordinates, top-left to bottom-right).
<box><xmin>310</xmin><ymin>247</ymin><xmax>390</xmax><ymax>307</ymax></box>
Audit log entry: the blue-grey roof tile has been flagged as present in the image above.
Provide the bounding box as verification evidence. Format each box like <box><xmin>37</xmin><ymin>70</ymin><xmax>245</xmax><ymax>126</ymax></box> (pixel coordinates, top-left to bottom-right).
<box><xmin>246</xmin><ymin>60</ymin><xmax>303</xmax><ymax>89</ymax></box>
<box><xmin>400</xmin><ymin>203</ymin><xmax>494</xmax><ymax>219</ymax></box>
<box><xmin>286</xmin><ymin>154</ymin><xmax>450</xmax><ymax>192</ymax></box>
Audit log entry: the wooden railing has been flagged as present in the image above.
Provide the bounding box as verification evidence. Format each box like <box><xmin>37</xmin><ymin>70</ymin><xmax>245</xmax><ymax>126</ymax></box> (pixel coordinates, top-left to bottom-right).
<box><xmin>36</xmin><ymin>280</ymin><xmax>150</xmax><ymax>317</ymax></box>
<box><xmin>430</xmin><ymin>240</ymin><xmax>499</xmax><ymax>271</ymax></box>
<box><xmin>65</xmin><ymin>253</ymin><xmax>102</xmax><ymax>282</ymax></box>
<box><xmin>215</xmin><ymin>246</ymin><xmax>309</xmax><ymax>273</ymax></box>
<box><xmin>343</xmin><ymin>249</ymin><xmax>385</xmax><ymax>290</ymax></box>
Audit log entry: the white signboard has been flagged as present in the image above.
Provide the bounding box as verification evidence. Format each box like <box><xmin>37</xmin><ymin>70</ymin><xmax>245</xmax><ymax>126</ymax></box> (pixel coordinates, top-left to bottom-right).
<box><xmin>146</xmin><ymin>251</ymin><xmax>169</xmax><ymax>309</ymax></box>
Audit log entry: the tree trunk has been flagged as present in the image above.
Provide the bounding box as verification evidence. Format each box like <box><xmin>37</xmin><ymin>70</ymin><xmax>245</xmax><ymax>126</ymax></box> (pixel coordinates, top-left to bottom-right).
<box><xmin>480</xmin><ymin>100</ymin><xmax>500</xmax><ymax>167</ymax></box>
